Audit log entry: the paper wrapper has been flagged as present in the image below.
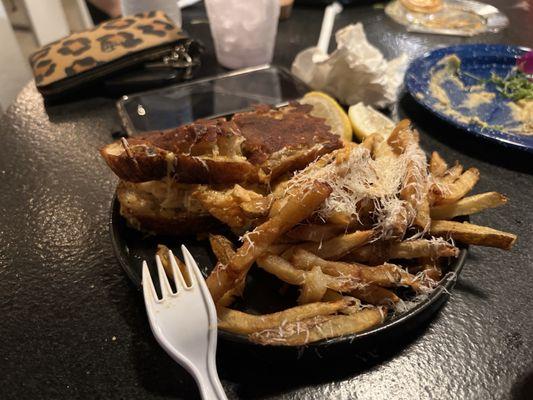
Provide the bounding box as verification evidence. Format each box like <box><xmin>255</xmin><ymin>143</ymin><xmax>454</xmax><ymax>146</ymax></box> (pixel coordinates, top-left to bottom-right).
<box><xmin>291</xmin><ymin>23</ymin><xmax>408</xmax><ymax>108</ymax></box>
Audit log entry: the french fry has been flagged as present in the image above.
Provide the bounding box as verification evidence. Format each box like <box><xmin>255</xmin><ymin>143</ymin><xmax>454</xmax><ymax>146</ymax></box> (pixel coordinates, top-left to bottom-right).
<box><xmin>208</xmin><ymin>235</ymin><xmax>243</xmax><ymax>306</ymax></box>
<box><xmin>352</xmin><ymin>263</ymin><xmax>413</xmax><ymax>288</ymax></box>
<box><xmin>414</xmin><ymin>195</ymin><xmax>431</xmax><ymax>229</ymax></box>
<box><xmin>386</xmin><ymin>119</ymin><xmax>413</xmax><ymax>155</ymax></box>
<box><xmin>156</xmin><ymin>244</ymin><xmax>190</xmax><ymax>284</ymax></box>
<box><xmin>407</xmin><ymin>257</ymin><xmax>443</xmax><ymax>288</ymax></box>
<box><xmin>330</xmin><ymin>142</ymin><xmax>359</xmax><ymax>167</ymax></box>
<box><xmin>440</xmin><ymin>163</ymin><xmax>464</xmax><ymax>184</ymax></box>
<box><xmin>291</xmin><ymin>249</ymin><xmax>413</xmax><ymax>288</ymax></box>
<box><xmin>271</xmin><ymin>235</ymin><xmax>302</xmax><ymax>245</ymax></box>
<box><xmin>297</xmin><ymin>266</ymin><xmax>329</xmax><ymax>304</ymax></box>
<box><xmin>430</xmin><ymin>220</ymin><xmax>517</xmax><ymax>250</ymax></box>
<box><xmin>389</xmin><ymin>239</ymin><xmax>459</xmax><ymax>259</ymax></box>
<box><xmin>279</xmin><ymin>245</ymin><xmax>298</xmax><ymax>261</ymax></box>
<box><xmin>270</xmin><ymin>177</ymin><xmax>291</xmax><ymax>200</ymax></box>
<box><xmin>350</xmin><ymin>285</ymin><xmax>400</xmax><ymax>305</ymax></box>
<box><xmin>338</xmin><ymin>303</ymin><xmax>364</xmax><ymax>315</ymax></box>
<box><xmin>417</xmin><ymin>262</ymin><xmax>443</xmax><ymax>282</ymax></box>
<box><xmin>347</xmin><ymin>239</ymin><xmax>459</xmax><ymax>263</ymax></box>
<box><xmin>156</xmin><ymin>244</ymin><xmax>174</xmax><ymax>278</ymax></box>
<box><xmin>249</xmin><ymin>308</ymin><xmax>385</xmax><ymax>346</ymax></box>
<box><xmin>430</xmin><ymin>162</ymin><xmax>464</xmax><ymax>204</ymax></box>
<box><xmin>387</xmin><ymin>126</ymin><xmax>430</xmax><ymax>230</ymax></box>
<box><xmin>360</xmin><ymin>132</ymin><xmax>382</xmax><ymax>153</ymax></box>
<box><xmin>257</xmin><ymin>254</ymin><xmax>364</xmax><ymax>293</ymax></box>
<box><xmin>193</xmin><ymin>186</ymin><xmax>260</xmax><ymax>230</ymax></box>
<box><xmin>257</xmin><ymin>254</ymin><xmax>305</xmax><ymax>285</ymax></box>
<box><xmin>231</xmin><ymin>185</ymin><xmax>272</xmax><ymax>217</ymax></box>
<box><xmin>200</xmin><ymin>184</ymin><xmax>267</xmax><ymax>217</ymax></box>
<box><xmin>206</xmin><ymin>181</ymin><xmax>332</xmax><ymax>302</ymax></box>
<box><xmin>217</xmin><ymin>242</ymin><xmax>289</xmax><ymax>306</ymax></box>
<box><xmin>268</xmin><ymin>149</ymin><xmax>340</xmax><ymax>216</ymax></box>
<box><xmin>321</xmin><ymin>289</ymin><xmax>344</xmax><ymax>302</ymax></box>
<box><xmin>430</xmin><ymin>192</ymin><xmax>508</xmax><ymax>220</ymax></box>
<box><xmin>326</xmin><ymin>211</ymin><xmax>353</xmax><ymax>226</ymax></box>
<box><xmin>208</xmin><ymin>234</ymin><xmax>235</xmax><ymax>264</ymax></box>
<box><xmin>268</xmin><ymin>243</ymin><xmax>291</xmax><ymax>255</ymax></box>
<box><xmin>434</xmin><ymin>168</ymin><xmax>479</xmax><ymax>205</ymax></box>
<box><xmin>429</xmin><ymin>151</ymin><xmax>448</xmax><ymax>177</ymax></box>
<box><xmin>371</xmin><ymin>123</ymin><xmax>415</xmax><ymax>238</ymax></box>
<box><xmin>371</xmin><ymin>120</ymin><xmax>410</xmax><ymax>162</ymax></box>
<box><xmin>286</xmin><ymin>223</ymin><xmax>343</xmax><ymax>243</ymax></box>
<box><xmin>344</xmin><ymin>241</ymin><xmax>389</xmax><ymax>265</ymax></box>
<box><xmin>355</xmin><ymin>198</ymin><xmax>378</xmax><ymax>229</ymax></box>
<box><xmin>297</xmin><ymin>230</ymin><xmax>374</xmax><ymax>260</ymax></box>
<box><xmin>159</xmin><ymin>244</ymin><xmax>257</xmax><ymax>296</ymax></box>
<box><xmin>373</xmin><ymin>135</ymin><xmax>396</xmax><ymax>161</ymax></box>
<box><xmin>324</xmin><ymin>198</ymin><xmax>375</xmax><ymax>229</ymax></box>
<box><xmin>401</xmin><ymin>159</ymin><xmax>430</xmax><ymax>229</ymax></box>
<box><xmin>217</xmin><ymin>285</ymin><xmax>244</xmax><ymax>308</ymax></box>
<box><xmin>291</xmin><ymin>248</ymin><xmax>358</xmax><ymax>273</ymax></box>
<box><xmin>217</xmin><ymin>298</ymin><xmax>353</xmax><ymax>335</ymax></box>
<box><xmin>381</xmin><ymin>203</ymin><xmax>410</xmax><ymax>241</ymax></box>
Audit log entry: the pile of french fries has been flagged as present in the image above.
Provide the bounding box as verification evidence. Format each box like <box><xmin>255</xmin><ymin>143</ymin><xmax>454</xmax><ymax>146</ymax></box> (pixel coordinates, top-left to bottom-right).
<box><xmin>158</xmin><ymin>120</ymin><xmax>516</xmax><ymax>346</ymax></box>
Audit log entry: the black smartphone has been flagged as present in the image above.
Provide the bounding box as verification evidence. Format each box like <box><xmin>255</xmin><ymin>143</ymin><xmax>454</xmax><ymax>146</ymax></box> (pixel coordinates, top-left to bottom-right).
<box><xmin>116</xmin><ymin>65</ymin><xmax>310</xmax><ymax>135</ymax></box>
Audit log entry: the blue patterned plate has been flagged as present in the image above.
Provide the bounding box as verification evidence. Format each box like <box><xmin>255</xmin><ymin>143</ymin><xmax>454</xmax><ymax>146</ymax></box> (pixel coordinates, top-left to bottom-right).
<box><xmin>405</xmin><ymin>44</ymin><xmax>532</xmax><ymax>153</ymax></box>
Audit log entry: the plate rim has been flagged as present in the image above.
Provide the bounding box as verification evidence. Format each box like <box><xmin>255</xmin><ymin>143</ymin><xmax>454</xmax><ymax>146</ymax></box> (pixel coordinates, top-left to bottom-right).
<box><xmin>405</xmin><ymin>43</ymin><xmax>533</xmax><ymax>153</ymax></box>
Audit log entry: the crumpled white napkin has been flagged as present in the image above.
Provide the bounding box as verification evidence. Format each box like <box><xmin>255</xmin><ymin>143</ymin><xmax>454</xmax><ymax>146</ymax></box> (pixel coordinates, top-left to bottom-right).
<box><xmin>292</xmin><ymin>23</ymin><xmax>408</xmax><ymax>108</ymax></box>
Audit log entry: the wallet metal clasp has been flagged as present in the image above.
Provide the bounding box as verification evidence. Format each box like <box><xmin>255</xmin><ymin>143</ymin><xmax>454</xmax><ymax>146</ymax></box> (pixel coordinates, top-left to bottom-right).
<box><xmin>145</xmin><ymin>40</ymin><xmax>201</xmax><ymax>77</ymax></box>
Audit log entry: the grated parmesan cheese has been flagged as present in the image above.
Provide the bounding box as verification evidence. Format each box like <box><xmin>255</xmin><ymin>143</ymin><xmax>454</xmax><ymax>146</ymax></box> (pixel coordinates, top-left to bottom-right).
<box><xmin>284</xmin><ymin>136</ymin><xmax>428</xmax><ymax>240</ymax></box>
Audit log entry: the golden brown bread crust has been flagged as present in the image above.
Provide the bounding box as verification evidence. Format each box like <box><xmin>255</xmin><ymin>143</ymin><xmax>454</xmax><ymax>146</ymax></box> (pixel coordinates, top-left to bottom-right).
<box><xmin>100</xmin><ymin>103</ymin><xmax>342</xmax><ymax>185</ymax></box>
<box><xmin>116</xmin><ymin>181</ymin><xmax>220</xmax><ymax>236</ymax></box>
<box><xmin>101</xmin><ymin>139</ymin><xmax>257</xmax><ymax>184</ymax></box>
<box><xmin>173</xmin><ymin>154</ymin><xmax>257</xmax><ymax>184</ymax></box>
<box><xmin>100</xmin><ymin>140</ymin><xmax>169</xmax><ymax>183</ymax></box>
<box><xmin>139</xmin><ymin>118</ymin><xmax>240</xmax><ymax>154</ymax></box>
<box><xmin>235</xmin><ymin>103</ymin><xmax>342</xmax><ymax>166</ymax></box>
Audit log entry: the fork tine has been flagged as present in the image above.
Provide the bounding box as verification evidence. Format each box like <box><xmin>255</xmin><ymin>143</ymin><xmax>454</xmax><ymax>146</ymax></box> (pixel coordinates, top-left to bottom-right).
<box><xmin>155</xmin><ymin>255</ymin><xmax>173</xmax><ymax>298</ymax></box>
<box><xmin>168</xmin><ymin>249</ymin><xmax>188</xmax><ymax>290</ymax></box>
<box><xmin>180</xmin><ymin>245</ymin><xmax>201</xmax><ymax>287</ymax></box>
<box><xmin>142</xmin><ymin>261</ymin><xmax>158</xmax><ymax>302</ymax></box>
<box><xmin>181</xmin><ymin>245</ymin><xmax>218</xmax><ymax>324</ymax></box>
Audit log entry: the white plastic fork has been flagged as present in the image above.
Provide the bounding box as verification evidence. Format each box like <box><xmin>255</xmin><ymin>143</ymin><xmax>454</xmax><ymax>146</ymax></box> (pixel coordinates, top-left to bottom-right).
<box><xmin>142</xmin><ymin>245</ymin><xmax>227</xmax><ymax>400</ymax></box>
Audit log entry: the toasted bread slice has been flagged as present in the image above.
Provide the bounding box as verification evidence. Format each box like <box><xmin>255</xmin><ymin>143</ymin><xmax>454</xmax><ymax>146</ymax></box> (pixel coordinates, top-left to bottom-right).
<box><xmin>100</xmin><ymin>103</ymin><xmax>342</xmax><ymax>185</ymax></box>
<box><xmin>234</xmin><ymin>103</ymin><xmax>342</xmax><ymax>182</ymax></box>
<box><xmin>101</xmin><ymin>119</ymin><xmax>257</xmax><ymax>184</ymax></box>
<box><xmin>116</xmin><ymin>180</ymin><xmax>220</xmax><ymax>236</ymax></box>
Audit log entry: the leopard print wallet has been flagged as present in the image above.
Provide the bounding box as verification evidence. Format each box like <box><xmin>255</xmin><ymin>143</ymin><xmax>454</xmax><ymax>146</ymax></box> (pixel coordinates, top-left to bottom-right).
<box><xmin>29</xmin><ymin>11</ymin><xmax>200</xmax><ymax>98</ymax></box>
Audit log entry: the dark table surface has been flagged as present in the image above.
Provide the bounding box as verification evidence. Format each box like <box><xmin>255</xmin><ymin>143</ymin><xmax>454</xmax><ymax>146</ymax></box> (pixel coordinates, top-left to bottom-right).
<box><xmin>1</xmin><ymin>1</ymin><xmax>532</xmax><ymax>399</ymax></box>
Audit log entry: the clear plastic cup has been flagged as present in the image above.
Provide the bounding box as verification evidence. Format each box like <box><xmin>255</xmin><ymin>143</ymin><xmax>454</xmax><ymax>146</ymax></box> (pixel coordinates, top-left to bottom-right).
<box><xmin>205</xmin><ymin>0</ymin><xmax>280</xmax><ymax>69</ymax></box>
<box><xmin>121</xmin><ymin>0</ymin><xmax>182</xmax><ymax>28</ymax></box>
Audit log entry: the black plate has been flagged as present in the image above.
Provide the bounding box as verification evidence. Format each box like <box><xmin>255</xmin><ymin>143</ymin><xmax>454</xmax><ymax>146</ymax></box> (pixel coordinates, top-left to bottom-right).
<box><xmin>110</xmin><ymin>196</ymin><xmax>467</xmax><ymax>358</ymax></box>
<box><xmin>110</xmin><ymin>66</ymin><xmax>466</xmax><ymax>358</ymax></box>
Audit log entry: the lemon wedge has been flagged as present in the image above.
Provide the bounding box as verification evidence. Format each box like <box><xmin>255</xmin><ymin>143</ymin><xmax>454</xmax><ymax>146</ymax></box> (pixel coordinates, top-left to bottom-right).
<box><xmin>300</xmin><ymin>91</ymin><xmax>353</xmax><ymax>142</ymax></box>
<box><xmin>348</xmin><ymin>102</ymin><xmax>395</xmax><ymax>141</ymax></box>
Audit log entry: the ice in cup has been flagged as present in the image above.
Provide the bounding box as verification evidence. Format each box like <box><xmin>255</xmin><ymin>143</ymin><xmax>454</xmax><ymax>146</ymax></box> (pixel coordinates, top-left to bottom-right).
<box><xmin>205</xmin><ymin>0</ymin><xmax>280</xmax><ymax>69</ymax></box>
